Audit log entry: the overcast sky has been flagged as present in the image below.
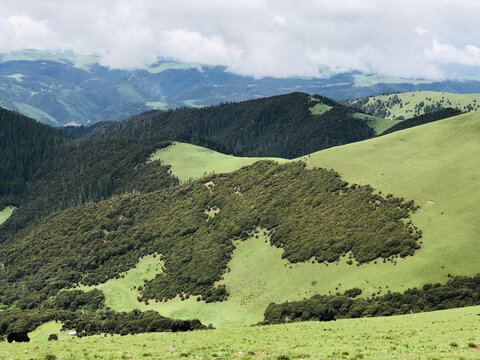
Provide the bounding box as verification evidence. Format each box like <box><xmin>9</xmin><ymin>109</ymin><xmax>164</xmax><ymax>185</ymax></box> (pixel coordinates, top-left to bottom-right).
<box><xmin>1</xmin><ymin>0</ymin><xmax>480</xmax><ymax>79</ymax></box>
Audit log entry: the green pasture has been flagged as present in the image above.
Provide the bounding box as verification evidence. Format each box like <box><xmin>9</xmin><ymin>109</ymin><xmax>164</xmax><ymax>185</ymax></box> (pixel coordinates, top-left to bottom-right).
<box><xmin>309</xmin><ymin>102</ymin><xmax>332</xmax><ymax>116</ymax></box>
<box><xmin>355</xmin><ymin>90</ymin><xmax>480</xmax><ymax>119</ymax></box>
<box><xmin>2</xmin><ymin>305</ymin><xmax>479</xmax><ymax>359</ymax></box>
<box><xmin>150</xmin><ymin>142</ymin><xmax>287</xmax><ymax>182</ymax></box>
<box><xmin>0</xmin><ymin>206</ymin><xmax>14</xmax><ymax>226</ymax></box>
<box><xmin>77</xmin><ymin>254</ymin><xmax>163</xmax><ymax>311</ymax></box>
<box><xmin>353</xmin><ymin>113</ymin><xmax>400</xmax><ymax>134</ymax></box>
<box><xmin>304</xmin><ymin>111</ymin><xmax>480</xmax><ymax>294</ymax></box>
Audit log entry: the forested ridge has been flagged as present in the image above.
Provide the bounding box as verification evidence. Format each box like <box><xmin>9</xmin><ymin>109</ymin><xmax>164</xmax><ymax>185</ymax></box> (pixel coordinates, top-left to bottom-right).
<box><xmin>0</xmin><ymin>161</ymin><xmax>420</xmax><ymax>309</ymax></box>
<box><xmin>0</xmin><ymin>136</ymin><xmax>179</xmax><ymax>241</ymax></box>
<box><xmin>91</xmin><ymin>92</ymin><xmax>376</xmax><ymax>158</ymax></box>
<box><xmin>0</xmin><ymin>108</ymin><xmax>71</xmax><ymax>205</ymax></box>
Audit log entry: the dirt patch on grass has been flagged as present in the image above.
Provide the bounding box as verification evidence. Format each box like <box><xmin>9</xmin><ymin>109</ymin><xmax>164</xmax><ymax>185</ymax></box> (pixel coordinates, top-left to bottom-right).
<box><xmin>204</xmin><ymin>181</ymin><xmax>215</xmax><ymax>193</ymax></box>
<box><xmin>426</xmin><ymin>200</ymin><xmax>436</xmax><ymax>205</ymax></box>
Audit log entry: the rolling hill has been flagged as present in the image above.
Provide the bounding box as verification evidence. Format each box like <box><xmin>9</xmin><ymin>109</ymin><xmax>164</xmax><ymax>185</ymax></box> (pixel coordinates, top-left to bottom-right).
<box><xmin>96</xmin><ymin>110</ymin><xmax>477</xmax><ymax>327</ymax></box>
<box><xmin>346</xmin><ymin>90</ymin><xmax>480</xmax><ymax>119</ymax></box>
<box><xmin>0</xmin><ymin>108</ymin><xmax>478</xmax><ymax>329</ymax></box>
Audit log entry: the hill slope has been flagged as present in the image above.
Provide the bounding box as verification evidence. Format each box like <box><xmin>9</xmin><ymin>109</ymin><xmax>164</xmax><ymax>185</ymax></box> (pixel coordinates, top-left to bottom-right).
<box><xmin>91</xmin><ymin>92</ymin><xmax>376</xmax><ymax>158</ymax></box>
<box><xmin>149</xmin><ymin>142</ymin><xmax>287</xmax><ymax>182</ymax></box>
<box><xmin>0</xmin><ymin>161</ymin><xmax>419</xmax><ymax>312</ymax></box>
<box><xmin>124</xmin><ymin>111</ymin><xmax>479</xmax><ymax>326</ymax></box>
<box><xmin>380</xmin><ymin>107</ymin><xmax>462</xmax><ymax>135</ymax></box>
<box><xmin>1</xmin><ymin>101</ymin><xmax>478</xmax><ymax>329</ymax></box>
<box><xmin>304</xmin><ymin>111</ymin><xmax>480</xmax><ymax>289</ymax></box>
<box><xmin>346</xmin><ymin>90</ymin><xmax>480</xmax><ymax>119</ymax></box>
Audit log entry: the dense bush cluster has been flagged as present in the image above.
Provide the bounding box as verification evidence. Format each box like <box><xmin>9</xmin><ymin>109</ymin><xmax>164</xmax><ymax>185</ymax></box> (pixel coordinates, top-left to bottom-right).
<box><xmin>261</xmin><ymin>274</ymin><xmax>480</xmax><ymax>324</ymax></box>
<box><xmin>0</xmin><ymin>309</ymin><xmax>75</xmax><ymax>336</ymax></box>
<box><xmin>0</xmin><ymin>161</ymin><xmax>420</xmax><ymax>307</ymax></box>
<box><xmin>46</xmin><ymin>289</ymin><xmax>105</xmax><ymax>312</ymax></box>
<box><xmin>0</xmin><ymin>307</ymin><xmax>205</xmax><ymax>338</ymax></box>
<box><xmin>63</xmin><ymin>310</ymin><xmax>206</xmax><ymax>337</ymax></box>
<box><xmin>92</xmin><ymin>92</ymin><xmax>375</xmax><ymax>158</ymax></box>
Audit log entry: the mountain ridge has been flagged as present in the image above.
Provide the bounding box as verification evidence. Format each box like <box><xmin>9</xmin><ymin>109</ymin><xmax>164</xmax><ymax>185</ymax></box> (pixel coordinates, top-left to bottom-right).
<box><xmin>4</xmin><ymin>50</ymin><xmax>480</xmax><ymax>126</ymax></box>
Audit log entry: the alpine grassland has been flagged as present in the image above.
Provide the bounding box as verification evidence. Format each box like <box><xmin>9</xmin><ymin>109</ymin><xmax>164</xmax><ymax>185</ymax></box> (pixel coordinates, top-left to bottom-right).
<box><xmin>149</xmin><ymin>142</ymin><xmax>287</xmax><ymax>182</ymax></box>
<box><xmin>304</xmin><ymin>111</ymin><xmax>480</xmax><ymax>290</ymax></box>
<box><xmin>347</xmin><ymin>90</ymin><xmax>480</xmax><ymax>119</ymax></box>
<box><xmin>353</xmin><ymin>113</ymin><xmax>400</xmax><ymax>134</ymax></box>
<box><xmin>0</xmin><ymin>206</ymin><xmax>14</xmax><ymax>225</ymax></box>
<box><xmin>1</xmin><ymin>305</ymin><xmax>479</xmax><ymax>359</ymax></box>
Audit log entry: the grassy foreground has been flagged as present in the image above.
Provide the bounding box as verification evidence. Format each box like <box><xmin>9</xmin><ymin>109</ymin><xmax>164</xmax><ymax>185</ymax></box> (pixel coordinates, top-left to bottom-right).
<box><xmin>0</xmin><ymin>206</ymin><xmax>14</xmax><ymax>226</ymax></box>
<box><xmin>1</xmin><ymin>306</ymin><xmax>479</xmax><ymax>359</ymax></box>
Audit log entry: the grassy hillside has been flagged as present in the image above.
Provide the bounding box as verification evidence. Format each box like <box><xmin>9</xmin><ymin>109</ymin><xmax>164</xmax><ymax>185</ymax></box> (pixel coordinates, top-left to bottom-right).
<box><xmin>0</xmin><ymin>161</ymin><xmax>419</xmax><ymax>314</ymax></box>
<box><xmin>1</xmin><ymin>305</ymin><xmax>479</xmax><ymax>359</ymax></box>
<box><xmin>150</xmin><ymin>142</ymin><xmax>287</xmax><ymax>182</ymax></box>
<box><xmin>353</xmin><ymin>112</ymin><xmax>400</xmax><ymax>134</ymax></box>
<box><xmin>304</xmin><ymin>111</ymin><xmax>480</xmax><ymax>290</ymax></box>
<box><xmin>380</xmin><ymin>108</ymin><xmax>462</xmax><ymax>135</ymax></box>
<box><xmin>347</xmin><ymin>90</ymin><xmax>480</xmax><ymax>119</ymax></box>
<box><xmin>0</xmin><ymin>207</ymin><xmax>14</xmax><ymax>226</ymax></box>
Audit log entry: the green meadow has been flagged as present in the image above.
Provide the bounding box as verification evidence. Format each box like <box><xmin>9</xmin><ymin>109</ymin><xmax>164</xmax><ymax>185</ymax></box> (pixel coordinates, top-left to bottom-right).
<box><xmin>309</xmin><ymin>102</ymin><xmax>332</xmax><ymax>116</ymax></box>
<box><xmin>353</xmin><ymin>113</ymin><xmax>400</xmax><ymax>134</ymax></box>
<box><xmin>0</xmin><ymin>206</ymin><xmax>14</xmax><ymax>226</ymax></box>
<box><xmin>149</xmin><ymin>142</ymin><xmax>286</xmax><ymax>182</ymax></box>
<box><xmin>1</xmin><ymin>305</ymin><xmax>479</xmax><ymax>359</ymax></box>
<box><xmin>304</xmin><ymin>111</ymin><xmax>480</xmax><ymax>286</ymax></box>
<box><xmin>354</xmin><ymin>90</ymin><xmax>480</xmax><ymax>119</ymax></box>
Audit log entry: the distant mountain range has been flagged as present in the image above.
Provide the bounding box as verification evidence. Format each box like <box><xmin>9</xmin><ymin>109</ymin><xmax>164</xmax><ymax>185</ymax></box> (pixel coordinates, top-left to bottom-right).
<box><xmin>3</xmin><ymin>50</ymin><xmax>480</xmax><ymax>126</ymax></box>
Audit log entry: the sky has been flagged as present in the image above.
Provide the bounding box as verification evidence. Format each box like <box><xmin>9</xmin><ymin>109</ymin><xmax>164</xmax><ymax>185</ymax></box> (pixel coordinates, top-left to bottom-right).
<box><xmin>1</xmin><ymin>0</ymin><xmax>480</xmax><ymax>79</ymax></box>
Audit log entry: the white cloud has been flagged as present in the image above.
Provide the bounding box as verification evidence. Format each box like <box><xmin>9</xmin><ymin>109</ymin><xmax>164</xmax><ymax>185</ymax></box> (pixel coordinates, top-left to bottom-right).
<box><xmin>415</xmin><ymin>26</ymin><xmax>428</xmax><ymax>35</ymax></box>
<box><xmin>157</xmin><ymin>30</ymin><xmax>242</xmax><ymax>67</ymax></box>
<box><xmin>426</xmin><ymin>39</ymin><xmax>480</xmax><ymax>66</ymax></box>
<box><xmin>274</xmin><ymin>15</ymin><xmax>286</xmax><ymax>27</ymax></box>
<box><xmin>0</xmin><ymin>0</ymin><xmax>479</xmax><ymax>79</ymax></box>
<box><xmin>0</xmin><ymin>15</ymin><xmax>54</xmax><ymax>52</ymax></box>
